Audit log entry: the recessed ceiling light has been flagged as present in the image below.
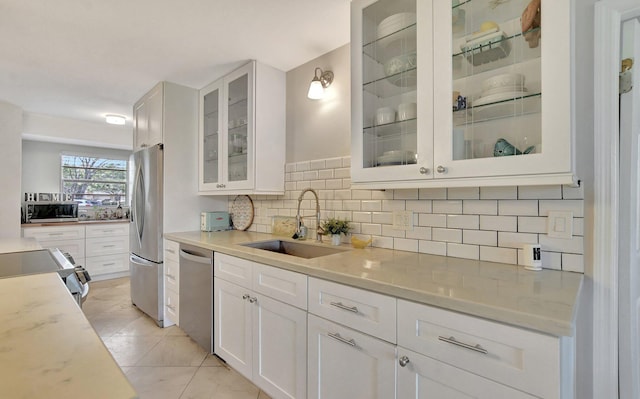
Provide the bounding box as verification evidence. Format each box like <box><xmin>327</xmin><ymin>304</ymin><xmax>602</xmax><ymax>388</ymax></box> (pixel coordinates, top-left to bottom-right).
<box><xmin>105</xmin><ymin>114</ymin><xmax>126</xmax><ymax>125</ymax></box>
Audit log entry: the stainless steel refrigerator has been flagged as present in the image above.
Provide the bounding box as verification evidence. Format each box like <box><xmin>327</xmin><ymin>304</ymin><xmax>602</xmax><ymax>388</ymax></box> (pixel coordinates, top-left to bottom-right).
<box><xmin>130</xmin><ymin>143</ymin><xmax>164</xmax><ymax>326</ymax></box>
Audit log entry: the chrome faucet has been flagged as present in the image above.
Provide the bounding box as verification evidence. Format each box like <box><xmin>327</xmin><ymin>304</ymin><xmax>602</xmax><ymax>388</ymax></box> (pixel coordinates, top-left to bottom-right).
<box><xmin>295</xmin><ymin>188</ymin><xmax>323</xmax><ymax>242</ymax></box>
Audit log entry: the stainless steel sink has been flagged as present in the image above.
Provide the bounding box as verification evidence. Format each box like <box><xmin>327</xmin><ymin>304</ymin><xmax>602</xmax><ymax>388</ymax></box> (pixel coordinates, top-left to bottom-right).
<box><xmin>240</xmin><ymin>240</ymin><xmax>346</xmax><ymax>259</ymax></box>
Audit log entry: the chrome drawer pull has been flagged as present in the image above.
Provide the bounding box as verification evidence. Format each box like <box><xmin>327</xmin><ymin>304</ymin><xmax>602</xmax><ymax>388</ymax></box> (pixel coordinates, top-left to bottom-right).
<box><xmin>438</xmin><ymin>336</ymin><xmax>488</xmax><ymax>355</ymax></box>
<box><xmin>330</xmin><ymin>301</ymin><xmax>358</xmax><ymax>313</ymax></box>
<box><xmin>399</xmin><ymin>355</ymin><xmax>410</xmax><ymax>367</ymax></box>
<box><xmin>327</xmin><ymin>332</ymin><xmax>356</xmax><ymax>347</ymax></box>
<box><xmin>102</xmin><ymin>262</ymin><xmax>116</xmax><ymax>266</ymax></box>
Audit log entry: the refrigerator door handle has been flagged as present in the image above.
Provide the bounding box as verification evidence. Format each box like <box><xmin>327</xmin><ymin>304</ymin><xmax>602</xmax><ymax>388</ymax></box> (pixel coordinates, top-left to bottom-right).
<box><xmin>132</xmin><ymin>163</ymin><xmax>145</xmax><ymax>246</ymax></box>
<box><xmin>130</xmin><ymin>254</ymin><xmax>156</xmax><ymax>267</ymax></box>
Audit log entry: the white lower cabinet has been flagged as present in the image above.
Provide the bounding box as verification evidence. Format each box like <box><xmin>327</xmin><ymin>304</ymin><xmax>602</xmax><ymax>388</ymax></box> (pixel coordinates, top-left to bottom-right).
<box><xmin>163</xmin><ymin>239</ymin><xmax>180</xmax><ymax>327</ymax></box>
<box><xmin>307</xmin><ymin>314</ymin><xmax>396</xmax><ymax>399</ymax></box>
<box><xmin>214</xmin><ymin>254</ymin><xmax>307</xmax><ymax>399</ymax></box>
<box><xmin>396</xmin><ymin>347</ymin><xmax>535</xmax><ymax>399</ymax></box>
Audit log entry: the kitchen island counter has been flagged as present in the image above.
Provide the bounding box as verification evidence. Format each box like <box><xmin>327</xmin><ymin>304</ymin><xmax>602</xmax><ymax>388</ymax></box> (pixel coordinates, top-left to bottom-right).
<box><xmin>0</xmin><ymin>272</ymin><xmax>137</xmax><ymax>399</ymax></box>
<box><xmin>165</xmin><ymin>230</ymin><xmax>583</xmax><ymax>337</ymax></box>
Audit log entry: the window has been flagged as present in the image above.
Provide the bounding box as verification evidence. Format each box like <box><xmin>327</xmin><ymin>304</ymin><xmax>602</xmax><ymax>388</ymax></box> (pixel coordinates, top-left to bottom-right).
<box><xmin>61</xmin><ymin>154</ymin><xmax>128</xmax><ymax>206</ymax></box>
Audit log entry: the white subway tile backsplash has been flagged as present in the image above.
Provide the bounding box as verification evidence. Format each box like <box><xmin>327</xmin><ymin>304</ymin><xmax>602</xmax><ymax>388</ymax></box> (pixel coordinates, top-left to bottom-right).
<box><xmin>394</xmin><ymin>238</ymin><xmax>419</xmax><ymax>252</ymax></box>
<box><xmin>447</xmin><ymin>187</ymin><xmax>480</xmax><ymax>200</ymax></box>
<box><xmin>498</xmin><ymin>232</ymin><xmax>538</xmax><ymax>248</ymax></box>
<box><xmin>394</xmin><ymin>189</ymin><xmax>419</xmax><ymax>200</ymax></box>
<box><xmin>433</xmin><ymin>200</ymin><xmax>463</xmax><ymax>214</ymax></box>
<box><xmin>539</xmin><ymin>200</ymin><xmax>584</xmax><ymax>217</ymax></box>
<box><xmin>407</xmin><ymin>200</ymin><xmax>432</xmax><ymax>213</ymax></box>
<box><xmin>518</xmin><ymin>216</ymin><xmax>547</xmax><ymax>233</ymax></box>
<box><xmin>244</xmin><ymin>158</ymin><xmax>584</xmax><ymax>273</ymax></box>
<box><xmin>480</xmin><ymin>215</ymin><xmax>517</xmax><ymax>232</ymax></box>
<box><xmin>419</xmin><ymin>213</ymin><xmax>447</xmax><ymax>228</ymax></box>
<box><xmin>419</xmin><ymin>240</ymin><xmax>447</xmax><ymax>256</ymax></box>
<box><xmin>447</xmin><ymin>243</ymin><xmax>480</xmax><ymax>260</ymax></box>
<box><xmin>406</xmin><ymin>226</ymin><xmax>431</xmax><ymax>240</ymax></box>
<box><xmin>419</xmin><ymin>188</ymin><xmax>447</xmax><ymax>200</ymax></box>
<box><xmin>432</xmin><ymin>228</ymin><xmax>462</xmax><ymax>243</ymax></box>
<box><xmin>372</xmin><ymin>212</ymin><xmax>393</xmax><ymax>224</ymax></box>
<box><xmin>463</xmin><ymin>200</ymin><xmax>497</xmax><ymax>215</ymax></box>
<box><xmin>480</xmin><ymin>246</ymin><xmax>517</xmax><ymax>264</ymax></box>
<box><xmin>498</xmin><ymin>200</ymin><xmax>538</xmax><ymax>216</ymax></box>
<box><xmin>447</xmin><ymin>214</ymin><xmax>479</xmax><ymax>229</ymax></box>
<box><xmin>518</xmin><ymin>185</ymin><xmax>562</xmax><ymax>199</ymax></box>
<box><xmin>463</xmin><ymin>230</ymin><xmax>497</xmax><ymax>246</ymax></box>
<box><xmin>480</xmin><ymin>186</ymin><xmax>517</xmax><ymax>199</ymax></box>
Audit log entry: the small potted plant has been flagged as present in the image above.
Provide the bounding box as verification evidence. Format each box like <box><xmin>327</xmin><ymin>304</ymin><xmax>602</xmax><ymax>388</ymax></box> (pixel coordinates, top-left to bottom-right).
<box><xmin>320</xmin><ymin>218</ymin><xmax>351</xmax><ymax>245</ymax></box>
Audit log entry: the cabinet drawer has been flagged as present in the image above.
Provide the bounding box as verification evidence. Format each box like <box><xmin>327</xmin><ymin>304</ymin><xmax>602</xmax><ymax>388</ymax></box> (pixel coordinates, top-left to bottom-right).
<box><xmin>22</xmin><ymin>225</ymin><xmax>85</xmax><ymax>241</ymax></box>
<box><xmin>164</xmin><ymin>239</ymin><xmax>179</xmax><ymax>262</ymax></box>
<box><xmin>85</xmin><ymin>223</ymin><xmax>129</xmax><ymax>238</ymax></box>
<box><xmin>308</xmin><ymin>278</ymin><xmax>396</xmax><ymax>343</ymax></box>
<box><xmin>85</xmin><ymin>253</ymin><xmax>129</xmax><ymax>275</ymax></box>
<box><xmin>37</xmin><ymin>239</ymin><xmax>85</xmax><ymax>260</ymax></box>
<box><xmin>214</xmin><ymin>253</ymin><xmax>252</xmax><ymax>289</ymax></box>
<box><xmin>86</xmin><ymin>236</ymin><xmax>129</xmax><ymax>256</ymax></box>
<box><xmin>253</xmin><ymin>263</ymin><xmax>307</xmax><ymax>310</ymax></box>
<box><xmin>397</xmin><ymin>299</ymin><xmax>560</xmax><ymax>399</ymax></box>
<box><xmin>165</xmin><ymin>288</ymin><xmax>180</xmax><ymax>326</ymax></box>
<box><xmin>164</xmin><ymin>258</ymin><xmax>179</xmax><ymax>293</ymax></box>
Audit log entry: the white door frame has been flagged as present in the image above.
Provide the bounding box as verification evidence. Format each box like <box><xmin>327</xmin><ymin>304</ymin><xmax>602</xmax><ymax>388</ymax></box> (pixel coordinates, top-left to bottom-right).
<box><xmin>594</xmin><ymin>1</ymin><xmax>640</xmax><ymax>397</ymax></box>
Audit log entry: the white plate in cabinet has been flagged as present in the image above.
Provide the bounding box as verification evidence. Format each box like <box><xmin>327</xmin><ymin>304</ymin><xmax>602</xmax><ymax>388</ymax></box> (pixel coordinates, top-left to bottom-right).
<box><xmin>308</xmin><ymin>277</ymin><xmax>396</xmax><ymax>343</ymax></box>
<box><xmin>164</xmin><ymin>239</ymin><xmax>179</xmax><ymax>262</ymax></box>
<box><xmin>86</xmin><ymin>236</ymin><xmax>129</xmax><ymax>256</ymax></box>
<box><xmin>164</xmin><ymin>258</ymin><xmax>179</xmax><ymax>293</ymax></box>
<box><xmin>397</xmin><ymin>299</ymin><xmax>564</xmax><ymax>399</ymax></box>
<box><xmin>252</xmin><ymin>263</ymin><xmax>307</xmax><ymax>310</ymax></box>
<box><xmin>307</xmin><ymin>314</ymin><xmax>396</xmax><ymax>399</ymax></box>
<box><xmin>22</xmin><ymin>225</ymin><xmax>85</xmax><ymax>241</ymax></box>
<box><xmin>84</xmin><ymin>253</ymin><xmax>129</xmax><ymax>275</ymax></box>
<box><xmin>85</xmin><ymin>223</ymin><xmax>129</xmax><ymax>238</ymax></box>
<box><xmin>397</xmin><ymin>347</ymin><xmax>536</xmax><ymax>399</ymax></box>
<box><xmin>214</xmin><ymin>253</ymin><xmax>253</xmax><ymax>289</ymax></box>
<box><xmin>165</xmin><ymin>288</ymin><xmax>180</xmax><ymax>327</ymax></box>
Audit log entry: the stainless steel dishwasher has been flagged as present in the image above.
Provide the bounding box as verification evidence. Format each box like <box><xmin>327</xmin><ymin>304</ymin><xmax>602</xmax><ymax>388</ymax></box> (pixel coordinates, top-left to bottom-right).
<box><xmin>179</xmin><ymin>243</ymin><xmax>213</xmax><ymax>353</ymax></box>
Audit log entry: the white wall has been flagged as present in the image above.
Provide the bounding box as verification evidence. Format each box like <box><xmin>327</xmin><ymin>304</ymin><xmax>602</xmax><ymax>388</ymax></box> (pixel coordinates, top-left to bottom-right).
<box><xmin>21</xmin><ymin>140</ymin><xmax>132</xmax><ymax>194</ymax></box>
<box><xmin>286</xmin><ymin>44</ymin><xmax>351</xmax><ymax>163</ymax></box>
<box><xmin>0</xmin><ymin>101</ymin><xmax>23</xmax><ymax>238</ymax></box>
<box><xmin>22</xmin><ymin>112</ymin><xmax>132</xmax><ymax>150</ymax></box>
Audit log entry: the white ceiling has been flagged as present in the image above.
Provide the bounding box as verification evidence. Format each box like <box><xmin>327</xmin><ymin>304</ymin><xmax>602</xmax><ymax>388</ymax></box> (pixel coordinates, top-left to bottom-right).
<box><xmin>0</xmin><ymin>0</ymin><xmax>350</xmax><ymax>126</ymax></box>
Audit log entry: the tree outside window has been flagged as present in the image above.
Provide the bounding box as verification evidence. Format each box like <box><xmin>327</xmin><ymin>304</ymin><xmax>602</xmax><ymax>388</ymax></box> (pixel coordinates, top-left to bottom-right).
<box><xmin>61</xmin><ymin>155</ymin><xmax>128</xmax><ymax>206</ymax></box>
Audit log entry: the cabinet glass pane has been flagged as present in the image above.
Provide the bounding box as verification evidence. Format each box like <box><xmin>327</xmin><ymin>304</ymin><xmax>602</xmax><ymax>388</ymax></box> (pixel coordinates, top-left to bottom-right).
<box><xmin>451</xmin><ymin>0</ymin><xmax>541</xmax><ymax>160</ymax></box>
<box><xmin>203</xmin><ymin>88</ymin><xmax>219</xmax><ymax>184</ymax></box>
<box><xmin>361</xmin><ymin>0</ymin><xmax>417</xmax><ymax>169</ymax></box>
<box><xmin>227</xmin><ymin>74</ymin><xmax>248</xmax><ymax>182</ymax></box>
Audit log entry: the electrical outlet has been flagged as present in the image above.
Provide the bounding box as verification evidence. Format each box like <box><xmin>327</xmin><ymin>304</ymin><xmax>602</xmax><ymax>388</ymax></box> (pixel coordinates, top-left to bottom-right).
<box><xmin>547</xmin><ymin>211</ymin><xmax>573</xmax><ymax>239</ymax></box>
<box><xmin>392</xmin><ymin>210</ymin><xmax>414</xmax><ymax>231</ymax></box>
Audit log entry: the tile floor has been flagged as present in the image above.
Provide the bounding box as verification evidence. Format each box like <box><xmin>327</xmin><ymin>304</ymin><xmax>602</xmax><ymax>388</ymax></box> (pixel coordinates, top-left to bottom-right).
<box><xmin>83</xmin><ymin>277</ymin><xmax>271</xmax><ymax>399</ymax></box>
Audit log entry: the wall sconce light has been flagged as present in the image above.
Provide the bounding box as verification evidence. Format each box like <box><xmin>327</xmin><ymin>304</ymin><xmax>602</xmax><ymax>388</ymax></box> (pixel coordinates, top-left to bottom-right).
<box><xmin>307</xmin><ymin>67</ymin><xmax>334</xmax><ymax>100</ymax></box>
<box><xmin>105</xmin><ymin>114</ymin><xmax>126</xmax><ymax>125</ymax></box>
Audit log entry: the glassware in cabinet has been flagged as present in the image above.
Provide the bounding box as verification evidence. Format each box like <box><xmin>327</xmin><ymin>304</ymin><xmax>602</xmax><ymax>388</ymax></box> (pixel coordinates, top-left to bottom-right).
<box><xmin>226</xmin><ymin>73</ymin><xmax>249</xmax><ymax>182</ymax></box>
<box><xmin>202</xmin><ymin>85</ymin><xmax>220</xmax><ymax>185</ymax></box>
<box><xmin>449</xmin><ymin>0</ymin><xmax>542</xmax><ymax>163</ymax></box>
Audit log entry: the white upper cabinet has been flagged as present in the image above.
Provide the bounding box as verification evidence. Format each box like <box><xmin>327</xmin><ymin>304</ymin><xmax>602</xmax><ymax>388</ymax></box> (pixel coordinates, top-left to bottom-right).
<box><xmin>133</xmin><ymin>83</ymin><xmax>163</xmax><ymax>151</ymax></box>
<box><xmin>351</xmin><ymin>0</ymin><xmax>577</xmax><ymax>188</ymax></box>
<box><xmin>199</xmin><ymin>61</ymin><xmax>286</xmax><ymax>195</ymax></box>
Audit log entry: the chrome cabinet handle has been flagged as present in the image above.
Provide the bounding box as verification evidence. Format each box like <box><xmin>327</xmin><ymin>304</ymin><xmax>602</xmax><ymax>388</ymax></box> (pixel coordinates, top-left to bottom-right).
<box><xmin>419</xmin><ymin>167</ymin><xmax>429</xmax><ymax>175</ymax></box>
<box><xmin>438</xmin><ymin>336</ymin><xmax>488</xmax><ymax>355</ymax></box>
<box><xmin>399</xmin><ymin>355</ymin><xmax>410</xmax><ymax>367</ymax></box>
<box><xmin>436</xmin><ymin>165</ymin><xmax>447</xmax><ymax>174</ymax></box>
<box><xmin>242</xmin><ymin>294</ymin><xmax>250</xmax><ymax>300</ymax></box>
<box><xmin>327</xmin><ymin>332</ymin><xmax>356</xmax><ymax>347</ymax></box>
<box><xmin>330</xmin><ymin>301</ymin><xmax>358</xmax><ymax>313</ymax></box>
<box><xmin>48</xmin><ymin>232</ymin><xmax>64</xmax><ymax>236</ymax></box>
<box><xmin>248</xmin><ymin>297</ymin><xmax>257</xmax><ymax>304</ymax></box>
<box><xmin>216</xmin><ymin>184</ymin><xmax>227</xmax><ymax>189</ymax></box>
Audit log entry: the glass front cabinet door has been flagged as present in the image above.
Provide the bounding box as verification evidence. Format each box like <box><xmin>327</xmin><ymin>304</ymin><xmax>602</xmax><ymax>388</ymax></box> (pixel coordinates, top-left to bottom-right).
<box><xmin>199</xmin><ymin>62</ymin><xmax>255</xmax><ymax>192</ymax></box>
<box><xmin>352</xmin><ymin>0</ymin><xmax>576</xmax><ymax>188</ymax></box>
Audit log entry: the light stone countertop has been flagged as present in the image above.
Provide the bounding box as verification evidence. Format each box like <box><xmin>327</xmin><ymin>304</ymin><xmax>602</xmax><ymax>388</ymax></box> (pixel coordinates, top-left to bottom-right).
<box><xmin>165</xmin><ymin>230</ymin><xmax>583</xmax><ymax>337</ymax></box>
<box><xmin>0</xmin><ymin>237</ymin><xmax>41</xmax><ymax>254</ymax></box>
<box><xmin>22</xmin><ymin>219</ymin><xmax>130</xmax><ymax>228</ymax></box>
<box><xmin>0</xmin><ymin>272</ymin><xmax>137</xmax><ymax>399</ymax></box>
